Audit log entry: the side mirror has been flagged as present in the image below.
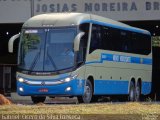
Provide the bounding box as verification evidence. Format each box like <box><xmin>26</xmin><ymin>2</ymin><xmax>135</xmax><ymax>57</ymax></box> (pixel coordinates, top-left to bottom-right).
<box><xmin>74</xmin><ymin>32</ymin><xmax>85</xmax><ymax>51</ymax></box>
<box><xmin>8</xmin><ymin>34</ymin><xmax>20</xmax><ymax>53</ymax></box>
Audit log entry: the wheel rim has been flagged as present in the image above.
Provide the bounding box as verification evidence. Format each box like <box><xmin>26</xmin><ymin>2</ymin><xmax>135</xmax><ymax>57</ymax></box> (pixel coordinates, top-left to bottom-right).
<box><xmin>130</xmin><ymin>88</ymin><xmax>134</xmax><ymax>101</ymax></box>
<box><xmin>135</xmin><ymin>84</ymin><xmax>140</xmax><ymax>101</ymax></box>
<box><xmin>83</xmin><ymin>83</ymin><xmax>92</xmax><ymax>103</ymax></box>
<box><xmin>129</xmin><ymin>83</ymin><xmax>135</xmax><ymax>101</ymax></box>
<box><xmin>84</xmin><ymin>85</ymin><xmax>91</xmax><ymax>99</ymax></box>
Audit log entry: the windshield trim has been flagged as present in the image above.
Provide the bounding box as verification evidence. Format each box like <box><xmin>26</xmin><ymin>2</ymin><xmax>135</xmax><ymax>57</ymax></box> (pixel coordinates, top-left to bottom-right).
<box><xmin>18</xmin><ymin>66</ymin><xmax>75</xmax><ymax>76</ymax></box>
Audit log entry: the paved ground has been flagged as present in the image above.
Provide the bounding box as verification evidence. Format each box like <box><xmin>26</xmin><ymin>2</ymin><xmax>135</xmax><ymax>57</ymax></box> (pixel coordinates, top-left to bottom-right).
<box><xmin>9</xmin><ymin>92</ymin><xmax>159</xmax><ymax>105</ymax></box>
<box><xmin>9</xmin><ymin>92</ymin><xmax>78</xmax><ymax>105</ymax></box>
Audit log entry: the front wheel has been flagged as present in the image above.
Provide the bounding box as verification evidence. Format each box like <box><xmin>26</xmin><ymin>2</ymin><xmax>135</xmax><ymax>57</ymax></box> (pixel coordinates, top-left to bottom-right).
<box><xmin>31</xmin><ymin>96</ymin><xmax>46</xmax><ymax>104</ymax></box>
<box><xmin>77</xmin><ymin>80</ymin><xmax>93</xmax><ymax>103</ymax></box>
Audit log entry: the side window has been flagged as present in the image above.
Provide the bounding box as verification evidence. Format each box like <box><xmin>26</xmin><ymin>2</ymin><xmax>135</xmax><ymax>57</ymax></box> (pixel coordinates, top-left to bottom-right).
<box><xmin>89</xmin><ymin>23</ymin><xmax>151</xmax><ymax>55</ymax></box>
<box><xmin>131</xmin><ymin>33</ymin><xmax>151</xmax><ymax>55</ymax></box>
<box><xmin>78</xmin><ymin>23</ymin><xmax>89</xmax><ymax>64</ymax></box>
<box><xmin>110</xmin><ymin>28</ymin><xmax>121</xmax><ymax>51</ymax></box>
<box><xmin>101</xmin><ymin>26</ymin><xmax>112</xmax><ymax>50</ymax></box>
<box><xmin>90</xmin><ymin>24</ymin><xmax>102</xmax><ymax>53</ymax></box>
<box><xmin>119</xmin><ymin>30</ymin><xmax>131</xmax><ymax>53</ymax></box>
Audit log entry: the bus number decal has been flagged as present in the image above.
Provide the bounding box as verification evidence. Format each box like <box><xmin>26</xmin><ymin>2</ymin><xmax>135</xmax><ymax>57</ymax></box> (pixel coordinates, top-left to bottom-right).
<box><xmin>120</xmin><ymin>56</ymin><xmax>131</xmax><ymax>63</ymax></box>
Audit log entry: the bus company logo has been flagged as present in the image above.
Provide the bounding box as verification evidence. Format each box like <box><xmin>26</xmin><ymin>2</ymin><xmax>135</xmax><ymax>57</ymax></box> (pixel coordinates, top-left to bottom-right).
<box><xmin>41</xmin><ymin>81</ymin><xmax>45</xmax><ymax>86</ymax></box>
<box><xmin>113</xmin><ymin>55</ymin><xmax>131</xmax><ymax>63</ymax></box>
<box><xmin>120</xmin><ymin>56</ymin><xmax>131</xmax><ymax>63</ymax></box>
<box><xmin>113</xmin><ymin>55</ymin><xmax>120</xmax><ymax>62</ymax></box>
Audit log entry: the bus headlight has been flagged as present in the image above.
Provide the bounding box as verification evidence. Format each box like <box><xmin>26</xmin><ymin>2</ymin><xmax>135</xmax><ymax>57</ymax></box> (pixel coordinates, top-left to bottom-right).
<box><xmin>64</xmin><ymin>77</ymin><xmax>71</xmax><ymax>82</ymax></box>
<box><xmin>17</xmin><ymin>78</ymin><xmax>25</xmax><ymax>83</ymax></box>
<box><xmin>61</xmin><ymin>74</ymin><xmax>78</xmax><ymax>83</ymax></box>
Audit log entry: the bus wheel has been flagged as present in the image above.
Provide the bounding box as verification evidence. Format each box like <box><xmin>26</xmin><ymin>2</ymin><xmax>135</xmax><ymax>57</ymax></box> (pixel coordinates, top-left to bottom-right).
<box><xmin>129</xmin><ymin>81</ymin><xmax>135</xmax><ymax>102</ymax></box>
<box><xmin>135</xmin><ymin>82</ymin><xmax>141</xmax><ymax>101</ymax></box>
<box><xmin>31</xmin><ymin>96</ymin><xmax>46</xmax><ymax>104</ymax></box>
<box><xmin>77</xmin><ymin>80</ymin><xmax>93</xmax><ymax>103</ymax></box>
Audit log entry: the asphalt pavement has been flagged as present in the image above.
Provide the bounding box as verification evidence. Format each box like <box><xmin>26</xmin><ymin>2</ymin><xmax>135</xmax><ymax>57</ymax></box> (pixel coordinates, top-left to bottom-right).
<box><xmin>9</xmin><ymin>92</ymin><xmax>160</xmax><ymax>105</ymax></box>
<box><xmin>9</xmin><ymin>92</ymin><xmax>78</xmax><ymax>105</ymax></box>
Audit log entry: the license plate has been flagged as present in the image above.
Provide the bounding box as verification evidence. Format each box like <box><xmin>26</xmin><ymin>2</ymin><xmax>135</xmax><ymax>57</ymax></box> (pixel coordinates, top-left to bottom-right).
<box><xmin>39</xmin><ymin>88</ymin><xmax>48</xmax><ymax>92</ymax></box>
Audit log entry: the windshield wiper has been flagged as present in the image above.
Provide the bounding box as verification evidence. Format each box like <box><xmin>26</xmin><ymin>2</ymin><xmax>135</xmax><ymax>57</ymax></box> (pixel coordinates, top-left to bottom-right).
<box><xmin>29</xmin><ymin>51</ymin><xmax>41</xmax><ymax>72</ymax></box>
<box><xmin>47</xmin><ymin>50</ymin><xmax>58</xmax><ymax>72</ymax></box>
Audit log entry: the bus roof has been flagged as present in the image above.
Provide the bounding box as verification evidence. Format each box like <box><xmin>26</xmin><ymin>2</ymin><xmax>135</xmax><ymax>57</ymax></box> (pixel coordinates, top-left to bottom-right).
<box><xmin>23</xmin><ymin>13</ymin><xmax>150</xmax><ymax>35</ymax></box>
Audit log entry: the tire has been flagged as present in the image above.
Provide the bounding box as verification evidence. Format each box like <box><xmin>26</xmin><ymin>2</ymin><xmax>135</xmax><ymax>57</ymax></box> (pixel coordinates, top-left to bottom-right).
<box><xmin>129</xmin><ymin>81</ymin><xmax>135</xmax><ymax>102</ymax></box>
<box><xmin>31</xmin><ymin>96</ymin><xmax>46</xmax><ymax>104</ymax></box>
<box><xmin>135</xmin><ymin>82</ymin><xmax>141</xmax><ymax>101</ymax></box>
<box><xmin>77</xmin><ymin>80</ymin><xmax>93</xmax><ymax>103</ymax></box>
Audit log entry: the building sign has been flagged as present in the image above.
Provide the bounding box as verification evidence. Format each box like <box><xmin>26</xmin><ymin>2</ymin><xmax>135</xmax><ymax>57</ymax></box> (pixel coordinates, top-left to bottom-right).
<box><xmin>0</xmin><ymin>0</ymin><xmax>31</xmax><ymax>23</ymax></box>
<box><xmin>0</xmin><ymin>0</ymin><xmax>160</xmax><ymax>23</ymax></box>
<box><xmin>34</xmin><ymin>0</ymin><xmax>160</xmax><ymax>21</ymax></box>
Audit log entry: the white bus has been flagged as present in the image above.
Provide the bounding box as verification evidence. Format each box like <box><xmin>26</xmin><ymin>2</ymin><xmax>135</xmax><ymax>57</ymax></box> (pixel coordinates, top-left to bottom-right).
<box><xmin>9</xmin><ymin>13</ymin><xmax>152</xmax><ymax>103</ymax></box>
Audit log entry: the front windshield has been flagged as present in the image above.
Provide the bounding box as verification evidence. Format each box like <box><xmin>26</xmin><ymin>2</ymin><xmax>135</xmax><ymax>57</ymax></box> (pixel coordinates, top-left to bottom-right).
<box><xmin>19</xmin><ymin>27</ymin><xmax>76</xmax><ymax>73</ymax></box>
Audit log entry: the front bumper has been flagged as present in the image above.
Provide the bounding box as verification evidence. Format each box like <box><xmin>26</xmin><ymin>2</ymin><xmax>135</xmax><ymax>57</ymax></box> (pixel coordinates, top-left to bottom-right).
<box><xmin>17</xmin><ymin>79</ymin><xmax>85</xmax><ymax>96</ymax></box>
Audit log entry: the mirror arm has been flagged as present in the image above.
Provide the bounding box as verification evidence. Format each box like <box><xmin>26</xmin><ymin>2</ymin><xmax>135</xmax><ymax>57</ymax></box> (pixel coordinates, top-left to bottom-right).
<box><xmin>8</xmin><ymin>34</ymin><xmax>20</xmax><ymax>53</ymax></box>
<box><xmin>74</xmin><ymin>32</ymin><xmax>85</xmax><ymax>51</ymax></box>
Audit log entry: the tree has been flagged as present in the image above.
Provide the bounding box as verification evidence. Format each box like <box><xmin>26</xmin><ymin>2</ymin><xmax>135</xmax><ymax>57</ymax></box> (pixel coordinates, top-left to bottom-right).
<box><xmin>152</xmin><ymin>36</ymin><xmax>160</xmax><ymax>47</ymax></box>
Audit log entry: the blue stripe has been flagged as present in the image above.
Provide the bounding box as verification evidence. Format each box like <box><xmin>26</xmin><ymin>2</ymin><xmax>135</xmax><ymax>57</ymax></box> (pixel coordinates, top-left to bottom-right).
<box><xmin>80</xmin><ymin>20</ymin><xmax>151</xmax><ymax>35</ymax></box>
<box><xmin>101</xmin><ymin>53</ymin><xmax>113</xmax><ymax>61</ymax></box>
<box><xmin>17</xmin><ymin>79</ymin><xmax>151</xmax><ymax>96</ymax></box>
<box><xmin>94</xmin><ymin>80</ymin><xmax>129</xmax><ymax>95</ymax></box>
<box><xmin>85</xmin><ymin>60</ymin><xmax>102</xmax><ymax>64</ymax></box>
<box><xmin>142</xmin><ymin>58</ymin><xmax>152</xmax><ymax>65</ymax></box>
<box><xmin>131</xmin><ymin>57</ymin><xmax>141</xmax><ymax>64</ymax></box>
<box><xmin>85</xmin><ymin>53</ymin><xmax>152</xmax><ymax>65</ymax></box>
<box><xmin>94</xmin><ymin>80</ymin><xmax>151</xmax><ymax>95</ymax></box>
<box><xmin>142</xmin><ymin>82</ymin><xmax>152</xmax><ymax>95</ymax></box>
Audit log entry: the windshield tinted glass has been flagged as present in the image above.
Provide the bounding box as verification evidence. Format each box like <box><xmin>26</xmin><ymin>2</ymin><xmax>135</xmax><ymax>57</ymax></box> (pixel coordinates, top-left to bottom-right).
<box><xmin>19</xmin><ymin>27</ymin><xmax>76</xmax><ymax>73</ymax></box>
<box><xmin>44</xmin><ymin>28</ymin><xmax>76</xmax><ymax>71</ymax></box>
<box><xmin>19</xmin><ymin>29</ymin><xmax>45</xmax><ymax>71</ymax></box>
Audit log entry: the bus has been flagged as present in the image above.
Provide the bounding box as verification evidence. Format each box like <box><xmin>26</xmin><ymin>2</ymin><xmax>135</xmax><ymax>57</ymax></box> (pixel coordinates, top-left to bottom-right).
<box><xmin>9</xmin><ymin>13</ymin><xmax>152</xmax><ymax>103</ymax></box>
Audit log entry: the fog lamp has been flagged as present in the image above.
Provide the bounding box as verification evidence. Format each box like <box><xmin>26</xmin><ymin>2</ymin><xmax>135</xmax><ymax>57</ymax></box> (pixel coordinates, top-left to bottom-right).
<box><xmin>65</xmin><ymin>87</ymin><xmax>71</xmax><ymax>91</ymax></box>
<box><xmin>19</xmin><ymin>87</ymin><xmax>24</xmax><ymax>92</ymax></box>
